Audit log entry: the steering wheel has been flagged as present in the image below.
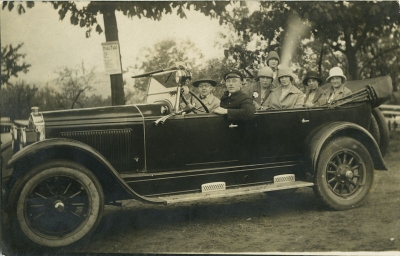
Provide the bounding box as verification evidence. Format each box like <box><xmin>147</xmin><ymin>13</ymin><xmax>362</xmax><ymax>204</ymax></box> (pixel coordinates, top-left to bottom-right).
<box><xmin>180</xmin><ymin>91</ymin><xmax>210</xmax><ymax>113</ymax></box>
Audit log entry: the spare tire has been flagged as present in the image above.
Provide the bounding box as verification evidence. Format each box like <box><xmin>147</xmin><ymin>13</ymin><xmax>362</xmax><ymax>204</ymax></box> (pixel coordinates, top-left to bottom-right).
<box><xmin>371</xmin><ymin>108</ymin><xmax>390</xmax><ymax>157</ymax></box>
<box><xmin>368</xmin><ymin>113</ymin><xmax>380</xmax><ymax>145</ymax></box>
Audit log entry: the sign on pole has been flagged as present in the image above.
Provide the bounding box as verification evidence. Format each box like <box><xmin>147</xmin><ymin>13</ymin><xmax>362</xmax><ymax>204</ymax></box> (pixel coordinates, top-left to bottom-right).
<box><xmin>101</xmin><ymin>41</ymin><xmax>122</xmax><ymax>75</ymax></box>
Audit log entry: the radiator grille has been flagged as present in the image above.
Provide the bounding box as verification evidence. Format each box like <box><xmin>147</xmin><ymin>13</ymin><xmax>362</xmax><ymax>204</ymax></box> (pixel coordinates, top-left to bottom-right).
<box><xmin>61</xmin><ymin>129</ymin><xmax>133</xmax><ymax>164</ymax></box>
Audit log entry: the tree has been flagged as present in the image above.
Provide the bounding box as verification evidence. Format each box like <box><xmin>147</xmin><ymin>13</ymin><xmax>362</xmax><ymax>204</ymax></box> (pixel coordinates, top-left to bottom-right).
<box><xmin>132</xmin><ymin>39</ymin><xmax>204</xmax><ymax>93</ymax></box>
<box><xmin>55</xmin><ymin>62</ymin><xmax>96</xmax><ymax>109</ymax></box>
<box><xmin>1</xmin><ymin>43</ymin><xmax>31</xmax><ymax>86</ymax></box>
<box><xmin>3</xmin><ymin>1</ymin><xmax>232</xmax><ymax>105</ymax></box>
<box><xmin>220</xmin><ymin>1</ymin><xmax>399</xmax><ymax>81</ymax></box>
<box><xmin>0</xmin><ymin>82</ymin><xmax>38</xmax><ymax>120</ymax></box>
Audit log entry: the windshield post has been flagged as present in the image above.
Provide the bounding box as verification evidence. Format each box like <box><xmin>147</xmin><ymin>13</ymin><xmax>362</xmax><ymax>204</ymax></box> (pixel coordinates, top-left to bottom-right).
<box><xmin>174</xmin><ymin>86</ymin><xmax>182</xmax><ymax>113</ymax></box>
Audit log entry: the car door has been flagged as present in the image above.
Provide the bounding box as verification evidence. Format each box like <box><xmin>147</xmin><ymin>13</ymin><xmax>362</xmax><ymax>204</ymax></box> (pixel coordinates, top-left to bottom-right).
<box><xmin>182</xmin><ymin>113</ymin><xmax>256</xmax><ymax>169</ymax></box>
<box><xmin>144</xmin><ymin>114</ymin><xmax>186</xmax><ymax>172</ymax></box>
<box><xmin>254</xmin><ymin>108</ymin><xmax>311</xmax><ymax>163</ymax></box>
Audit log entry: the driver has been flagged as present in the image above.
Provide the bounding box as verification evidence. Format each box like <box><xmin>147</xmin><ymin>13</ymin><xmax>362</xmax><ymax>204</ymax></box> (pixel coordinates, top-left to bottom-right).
<box><xmin>181</xmin><ymin>77</ymin><xmax>220</xmax><ymax>113</ymax></box>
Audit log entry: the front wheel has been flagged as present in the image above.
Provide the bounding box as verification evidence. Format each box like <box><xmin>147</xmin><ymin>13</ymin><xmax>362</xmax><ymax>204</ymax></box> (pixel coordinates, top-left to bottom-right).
<box><xmin>8</xmin><ymin>161</ymin><xmax>104</xmax><ymax>248</ymax></box>
<box><xmin>313</xmin><ymin>137</ymin><xmax>374</xmax><ymax>210</ymax></box>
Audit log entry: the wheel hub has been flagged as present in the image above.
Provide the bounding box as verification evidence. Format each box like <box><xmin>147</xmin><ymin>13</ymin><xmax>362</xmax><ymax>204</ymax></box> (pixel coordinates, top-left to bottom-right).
<box><xmin>336</xmin><ymin>165</ymin><xmax>353</xmax><ymax>183</ymax></box>
<box><xmin>54</xmin><ymin>200</ymin><xmax>65</xmax><ymax>212</ymax></box>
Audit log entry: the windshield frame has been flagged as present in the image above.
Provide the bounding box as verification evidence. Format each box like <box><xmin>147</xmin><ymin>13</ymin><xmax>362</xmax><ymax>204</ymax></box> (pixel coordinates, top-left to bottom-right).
<box><xmin>145</xmin><ymin>70</ymin><xmax>181</xmax><ymax>112</ymax></box>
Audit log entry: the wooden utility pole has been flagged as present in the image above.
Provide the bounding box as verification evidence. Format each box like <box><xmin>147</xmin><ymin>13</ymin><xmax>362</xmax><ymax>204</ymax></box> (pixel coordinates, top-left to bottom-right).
<box><xmin>102</xmin><ymin>4</ymin><xmax>125</xmax><ymax>106</ymax></box>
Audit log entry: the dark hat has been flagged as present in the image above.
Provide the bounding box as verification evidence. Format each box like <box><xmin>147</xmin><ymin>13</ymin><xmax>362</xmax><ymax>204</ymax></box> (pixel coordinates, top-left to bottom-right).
<box><xmin>265</xmin><ymin>51</ymin><xmax>280</xmax><ymax>65</ymax></box>
<box><xmin>302</xmin><ymin>70</ymin><xmax>322</xmax><ymax>85</ymax></box>
<box><xmin>223</xmin><ymin>69</ymin><xmax>243</xmax><ymax>81</ymax></box>
<box><xmin>192</xmin><ymin>78</ymin><xmax>217</xmax><ymax>87</ymax></box>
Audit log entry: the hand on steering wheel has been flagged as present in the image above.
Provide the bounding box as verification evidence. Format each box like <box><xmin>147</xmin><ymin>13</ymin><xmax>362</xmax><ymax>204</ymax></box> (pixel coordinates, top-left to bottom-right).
<box><xmin>180</xmin><ymin>89</ymin><xmax>210</xmax><ymax>114</ymax></box>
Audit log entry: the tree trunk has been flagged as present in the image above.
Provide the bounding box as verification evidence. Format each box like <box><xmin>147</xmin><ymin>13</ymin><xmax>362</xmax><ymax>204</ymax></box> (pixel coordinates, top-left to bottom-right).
<box><xmin>102</xmin><ymin>5</ymin><xmax>125</xmax><ymax>106</ymax></box>
<box><xmin>346</xmin><ymin>49</ymin><xmax>358</xmax><ymax>80</ymax></box>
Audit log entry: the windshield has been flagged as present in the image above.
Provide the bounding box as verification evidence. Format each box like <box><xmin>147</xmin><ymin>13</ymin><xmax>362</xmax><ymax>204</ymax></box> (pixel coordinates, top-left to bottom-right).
<box><xmin>146</xmin><ymin>70</ymin><xmax>179</xmax><ymax>110</ymax></box>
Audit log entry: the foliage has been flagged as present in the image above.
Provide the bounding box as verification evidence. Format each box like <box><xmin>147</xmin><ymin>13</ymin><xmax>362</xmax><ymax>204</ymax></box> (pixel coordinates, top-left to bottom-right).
<box><xmin>55</xmin><ymin>62</ymin><xmax>96</xmax><ymax>109</ymax></box>
<box><xmin>220</xmin><ymin>1</ymin><xmax>399</xmax><ymax>82</ymax></box>
<box><xmin>1</xmin><ymin>43</ymin><xmax>31</xmax><ymax>86</ymax></box>
<box><xmin>2</xmin><ymin>1</ymin><xmax>233</xmax><ymax>105</ymax></box>
<box><xmin>2</xmin><ymin>1</ymin><xmax>231</xmax><ymax>38</ymax></box>
<box><xmin>0</xmin><ymin>82</ymin><xmax>38</xmax><ymax>120</ymax></box>
<box><xmin>132</xmin><ymin>39</ymin><xmax>204</xmax><ymax>94</ymax></box>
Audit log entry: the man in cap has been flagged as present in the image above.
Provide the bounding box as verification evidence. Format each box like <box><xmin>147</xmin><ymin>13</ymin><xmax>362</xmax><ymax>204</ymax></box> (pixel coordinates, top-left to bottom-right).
<box><xmin>213</xmin><ymin>70</ymin><xmax>255</xmax><ymax>121</ymax></box>
<box><xmin>245</xmin><ymin>66</ymin><xmax>274</xmax><ymax>110</ymax></box>
<box><xmin>302</xmin><ymin>70</ymin><xmax>327</xmax><ymax>107</ymax></box>
<box><xmin>181</xmin><ymin>77</ymin><xmax>220</xmax><ymax>113</ymax></box>
<box><xmin>265</xmin><ymin>66</ymin><xmax>305</xmax><ymax>109</ymax></box>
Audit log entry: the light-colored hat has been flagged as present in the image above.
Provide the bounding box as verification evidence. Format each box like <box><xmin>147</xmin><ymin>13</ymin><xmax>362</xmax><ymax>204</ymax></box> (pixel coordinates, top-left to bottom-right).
<box><xmin>326</xmin><ymin>67</ymin><xmax>347</xmax><ymax>82</ymax></box>
<box><xmin>277</xmin><ymin>66</ymin><xmax>295</xmax><ymax>81</ymax></box>
<box><xmin>265</xmin><ymin>51</ymin><xmax>280</xmax><ymax>66</ymax></box>
<box><xmin>256</xmin><ymin>66</ymin><xmax>274</xmax><ymax>81</ymax></box>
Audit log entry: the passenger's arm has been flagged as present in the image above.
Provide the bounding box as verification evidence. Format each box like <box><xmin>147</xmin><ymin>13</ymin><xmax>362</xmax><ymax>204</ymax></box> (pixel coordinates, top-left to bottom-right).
<box><xmin>294</xmin><ymin>93</ymin><xmax>306</xmax><ymax>108</ymax></box>
<box><xmin>226</xmin><ymin>97</ymin><xmax>255</xmax><ymax>121</ymax></box>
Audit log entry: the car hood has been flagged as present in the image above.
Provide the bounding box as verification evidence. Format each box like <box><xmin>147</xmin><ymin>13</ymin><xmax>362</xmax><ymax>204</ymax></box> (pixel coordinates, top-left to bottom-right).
<box><xmin>41</xmin><ymin>103</ymin><xmax>169</xmax><ymax>128</ymax></box>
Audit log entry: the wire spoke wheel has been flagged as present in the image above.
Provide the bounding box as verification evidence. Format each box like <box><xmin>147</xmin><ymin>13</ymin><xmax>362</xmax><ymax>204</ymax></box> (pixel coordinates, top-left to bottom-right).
<box><xmin>25</xmin><ymin>176</ymin><xmax>90</xmax><ymax>237</ymax></box>
<box><xmin>9</xmin><ymin>161</ymin><xmax>104</xmax><ymax>248</ymax></box>
<box><xmin>325</xmin><ymin>151</ymin><xmax>365</xmax><ymax>198</ymax></box>
<box><xmin>313</xmin><ymin>137</ymin><xmax>374</xmax><ymax>210</ymax></box>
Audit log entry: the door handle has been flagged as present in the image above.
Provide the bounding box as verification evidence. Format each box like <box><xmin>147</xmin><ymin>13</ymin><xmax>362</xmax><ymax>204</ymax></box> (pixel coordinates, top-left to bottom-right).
<box><xmin>302</xmin><ymin>118</ymin><xmax>310</xmax><ymax>123</ymax></box>
<box><xmin>229</xmin><ymin>123</ymin><xmax>238</xmax><ymax>129</ymax></box>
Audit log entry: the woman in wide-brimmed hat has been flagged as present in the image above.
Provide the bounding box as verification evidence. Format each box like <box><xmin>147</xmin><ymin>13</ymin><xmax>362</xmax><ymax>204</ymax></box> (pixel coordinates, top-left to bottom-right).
<box><xmin>324</xmin><ymin>67</ymin><xmax>352</xmax><ymax>104</ymax></box>
<box><xmin>302</xmin><ymin>70</ymin><xmax>327</xmax><ymax>107</ymax></box>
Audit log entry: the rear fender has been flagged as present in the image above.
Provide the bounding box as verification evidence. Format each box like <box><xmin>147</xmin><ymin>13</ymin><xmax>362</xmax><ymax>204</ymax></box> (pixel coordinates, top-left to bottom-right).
<box><xmin>306</xmin><ymin>122</ymin><xmax>387</xmax><ymax>175</ymax></box>
<box><xmin>6</xmin><ymin>138</ymin><xmax>164</xmax><ymax>205</ymax></box>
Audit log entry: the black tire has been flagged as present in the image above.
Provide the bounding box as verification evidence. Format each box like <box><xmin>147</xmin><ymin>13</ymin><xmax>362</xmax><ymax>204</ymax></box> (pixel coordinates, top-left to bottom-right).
<box><xmin>313</xmin><ymin>137</ymin><xmax>374</xmax><ymax>210</ymax></box>
<box><xmin>368</xmin><ymin>113</ymin><xmax>380</xmax><ymax>145</ymax></box>
<box><xmin>8</xmin><ymin>160</ymin><xmax>104</xmax><ymax>248</ymax></box>
<box><xmin>372</xmin><ymin>108</ymin><xmax>389</xmax><ymax>157</ymax></box>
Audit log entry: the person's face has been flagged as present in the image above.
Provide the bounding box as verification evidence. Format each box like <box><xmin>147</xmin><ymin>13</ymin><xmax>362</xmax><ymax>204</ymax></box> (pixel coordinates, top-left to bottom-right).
<box><xmin>225</xmin><ymin>77</ymin><xmax>242</xmax><ymax>93</ymax></box>
<box><xmin>198</xmin><ymin>82</ymin><xmax>213</xmax><ymax>96</ymax></box>
<box><xmin>307</xmin><ymin>78</ymin><xmax>319</xmax><ymax>90</ymax></box>
<box><xmin>330</xmin><ymin>76</ymin><xmax>342</xmax><ymax>88</ymax></box>
<box><xmin>268</xmin><ymin>58</ymin><xmax>279</xmax><ymax>69</ymax></box>
<box><xmin>259</xmin><ymin>77</ymin><xmax>273</xmax><ymax>89</ymax></box>
<box><xmin>279</xmin><ymin>76</ymin><xmax>292</xmax><ymax>87</ymax></box>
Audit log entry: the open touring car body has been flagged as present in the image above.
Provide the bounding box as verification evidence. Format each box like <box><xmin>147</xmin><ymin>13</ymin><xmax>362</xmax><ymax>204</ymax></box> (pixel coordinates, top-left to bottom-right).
<box><xmin>1</xmin><ymin>64</ymin><xmax>393</xmax><ymax>248</ymax></box>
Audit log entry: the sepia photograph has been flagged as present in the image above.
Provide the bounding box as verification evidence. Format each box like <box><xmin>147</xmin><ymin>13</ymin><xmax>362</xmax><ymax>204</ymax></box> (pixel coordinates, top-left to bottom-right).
<box><xmin>1</xmin><ymin>1</ymin><xmax>400</xmax><ymax>255</ymax></box>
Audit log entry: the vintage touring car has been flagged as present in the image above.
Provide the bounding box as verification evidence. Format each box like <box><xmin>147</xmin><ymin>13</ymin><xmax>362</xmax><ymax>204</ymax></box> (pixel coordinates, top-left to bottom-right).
<box><xmin>1</xmin><ymin>63</ymin><xmax>392</xmax><ymax>248</ymax></box>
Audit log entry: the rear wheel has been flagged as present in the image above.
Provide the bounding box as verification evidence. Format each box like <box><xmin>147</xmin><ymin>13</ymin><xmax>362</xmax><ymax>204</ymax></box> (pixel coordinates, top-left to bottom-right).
<box><xmin>313</xmin><ymin>137</ymin><xmax>374</xmax><ymax>210</ymax></box>
<box><xmin>8</xmin><ymin>161</ymin><xmax>104</xmax><ymax>248</ymax></box>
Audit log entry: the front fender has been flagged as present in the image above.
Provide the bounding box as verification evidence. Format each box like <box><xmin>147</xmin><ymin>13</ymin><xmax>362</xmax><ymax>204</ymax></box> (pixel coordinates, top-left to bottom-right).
<box><xmin>307</xmin><ymin>122</ymin><xmax>387</xmax><ymax>173</ymax></box>
<box><xmin>6</xmin><ymin>138</ymin><xmax>164</xmax><ymax>204</ymax></box>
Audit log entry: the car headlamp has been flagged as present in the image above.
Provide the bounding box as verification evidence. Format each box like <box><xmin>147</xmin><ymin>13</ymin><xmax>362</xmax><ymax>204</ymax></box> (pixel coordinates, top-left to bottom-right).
<box><xmin>29</xmin><ymin>106</ymin><xmax>45</xmax><ymax>141</ymax></box>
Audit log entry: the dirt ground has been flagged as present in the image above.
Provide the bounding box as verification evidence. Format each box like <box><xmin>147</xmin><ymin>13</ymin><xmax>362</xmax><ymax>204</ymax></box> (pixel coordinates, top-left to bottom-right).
<box><xmin>2</xmin><ymin>132</ymin><xmax>400</xmax><ymax>255</ymax></box>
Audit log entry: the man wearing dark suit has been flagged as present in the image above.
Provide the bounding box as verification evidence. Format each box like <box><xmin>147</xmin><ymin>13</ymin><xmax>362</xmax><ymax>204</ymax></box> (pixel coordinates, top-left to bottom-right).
<box><xmin>212</xmin><ymin>70</ymin><xmax>255</xmax><ymax>121</ymax></box>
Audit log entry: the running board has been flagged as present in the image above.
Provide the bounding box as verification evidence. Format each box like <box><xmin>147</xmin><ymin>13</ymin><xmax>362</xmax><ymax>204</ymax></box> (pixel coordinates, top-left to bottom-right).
<box><xmin>159</xmin><ymin>181</ymin><xmax>314</xmax><ymax>205</ymax></box>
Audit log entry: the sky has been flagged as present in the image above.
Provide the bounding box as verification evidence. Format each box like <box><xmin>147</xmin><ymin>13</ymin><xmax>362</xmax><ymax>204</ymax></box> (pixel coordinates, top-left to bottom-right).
<box><xmin>1</xmin><ymin>2</ymin><xmax>232</xmax><ymax>89</ymax></box>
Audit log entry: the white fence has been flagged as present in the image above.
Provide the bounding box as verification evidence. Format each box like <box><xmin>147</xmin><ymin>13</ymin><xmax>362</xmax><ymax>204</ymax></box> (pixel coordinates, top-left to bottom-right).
<box><xmin>380</xmin><ymin>105</ymin><xmax>400</xmax><ymax>131</ymax></box>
